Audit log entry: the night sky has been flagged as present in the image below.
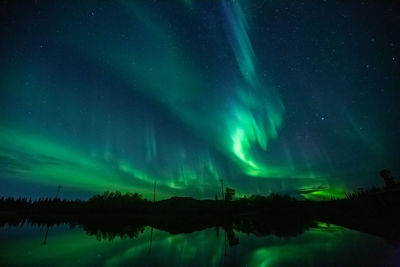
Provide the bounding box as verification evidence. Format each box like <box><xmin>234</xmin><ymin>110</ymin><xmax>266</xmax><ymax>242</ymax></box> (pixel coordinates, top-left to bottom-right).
<box><xmin>1</xmin><ymin>1</ymin><xmax>399</xmax><ymax>200</ymax></box>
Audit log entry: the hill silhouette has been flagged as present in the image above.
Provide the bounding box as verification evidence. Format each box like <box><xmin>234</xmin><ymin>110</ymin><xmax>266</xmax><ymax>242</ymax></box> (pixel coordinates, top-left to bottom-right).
<box><xmin>1</xmin><ymin>186</ymin><xmax>399</xmax><ymax>243</ymax></box>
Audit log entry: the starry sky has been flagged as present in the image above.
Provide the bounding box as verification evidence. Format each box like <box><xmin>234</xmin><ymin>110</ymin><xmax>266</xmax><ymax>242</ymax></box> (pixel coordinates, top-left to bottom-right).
<box><xmin>1</xmin><ymin>1</ymin><xmax>399</xmax><ymax>200</ymax></box>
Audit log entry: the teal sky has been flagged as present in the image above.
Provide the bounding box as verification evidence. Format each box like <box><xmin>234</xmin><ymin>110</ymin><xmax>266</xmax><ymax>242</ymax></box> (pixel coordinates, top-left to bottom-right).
<box><xmin>1</xmin><ymin>1</ymin><xmax>399</xmax><ymax>200</ymax></box>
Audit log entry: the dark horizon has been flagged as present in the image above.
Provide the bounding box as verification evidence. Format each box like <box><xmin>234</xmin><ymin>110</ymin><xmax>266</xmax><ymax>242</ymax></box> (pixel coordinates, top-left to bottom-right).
<box><xmin>1</xmin><ymin>2</ymin><xmax>400</xmax><ymax>266</ymax></box>
<box><xmin>2</xmin><ymin>182</ymin><xmax>400</xmax><ymax>245</ymax></box>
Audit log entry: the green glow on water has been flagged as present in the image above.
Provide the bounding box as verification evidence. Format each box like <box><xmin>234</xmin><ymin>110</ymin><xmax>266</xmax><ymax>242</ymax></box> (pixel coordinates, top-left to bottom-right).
<box><xmin>1</xmin><ymin>229</ymin><xmax>119</xmax><ymax>266</ymax></box>
<box><xmin>1</xmin><ymin>223</ymin><xmax>398</xmax><ymax>266</ymax></box>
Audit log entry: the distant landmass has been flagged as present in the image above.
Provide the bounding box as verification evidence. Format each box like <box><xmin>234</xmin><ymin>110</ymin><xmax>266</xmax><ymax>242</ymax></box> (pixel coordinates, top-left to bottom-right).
<box><xmin>1</xmin><ymin>183</ymin><xmax>399</xmax><ymax>244</ymax></box>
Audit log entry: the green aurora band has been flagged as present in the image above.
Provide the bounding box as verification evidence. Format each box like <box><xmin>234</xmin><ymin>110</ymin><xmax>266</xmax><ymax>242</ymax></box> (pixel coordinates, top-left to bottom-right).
<box><xmin>1</xmin><ymin>0</ymin><xmax>398</xmax><ymax>199</ymax></box>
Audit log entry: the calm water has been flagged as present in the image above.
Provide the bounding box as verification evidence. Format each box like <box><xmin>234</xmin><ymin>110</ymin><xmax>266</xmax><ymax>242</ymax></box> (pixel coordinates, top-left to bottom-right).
<box><xmin>1</xmin><ymin>223</ymin><xmax>399</xmax><ymax>266</ymax></box>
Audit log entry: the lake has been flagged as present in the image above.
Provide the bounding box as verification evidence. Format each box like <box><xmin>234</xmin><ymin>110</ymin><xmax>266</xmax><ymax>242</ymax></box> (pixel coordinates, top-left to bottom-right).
<box><xmin>1</xmin><ymin>222</ymin><xmax>399</xmax><ymax>266</ymax></box>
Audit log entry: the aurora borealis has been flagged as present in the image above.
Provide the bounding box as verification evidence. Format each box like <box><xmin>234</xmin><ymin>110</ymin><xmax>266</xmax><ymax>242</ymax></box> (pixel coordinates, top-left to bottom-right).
<box><xmin>0</xmin><ymin>1</ymin><xmax>399</xmax><ymax>200</ymax></box>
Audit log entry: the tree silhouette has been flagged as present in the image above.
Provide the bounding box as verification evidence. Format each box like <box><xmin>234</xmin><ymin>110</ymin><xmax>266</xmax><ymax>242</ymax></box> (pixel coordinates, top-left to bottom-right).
<box><xmin>380</xmin><ymin>169</ymin><xmax>395</xmax><ymax>188</ymax></box>
<box><xmin>225</xmin><ymin>188</ymin><xmax>235</xmax><ymax>201</ymax></box>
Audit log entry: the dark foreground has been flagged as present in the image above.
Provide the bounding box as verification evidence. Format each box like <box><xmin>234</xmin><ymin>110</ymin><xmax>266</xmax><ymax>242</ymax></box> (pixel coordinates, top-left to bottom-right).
<box><xmin>1</xmin><ymin>189</ymin><xmax>400</xmax><ymax>244</ymax></box>
<box><xmin>2</xmin><ymin>221</ymin><xmax>399</xmax><ymax>266</ymax></box>
<box><xmin>1</xmin><ymin>190</ymin><xmax>400</xmax><ymax>266</ymax></box>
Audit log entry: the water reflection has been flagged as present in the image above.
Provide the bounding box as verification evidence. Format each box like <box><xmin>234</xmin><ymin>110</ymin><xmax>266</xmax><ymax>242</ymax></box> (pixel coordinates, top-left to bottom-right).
<box><xmin>1</xmin><ymin>221</ymin><xmax>399</xmax><ymax>266</ymax></box>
